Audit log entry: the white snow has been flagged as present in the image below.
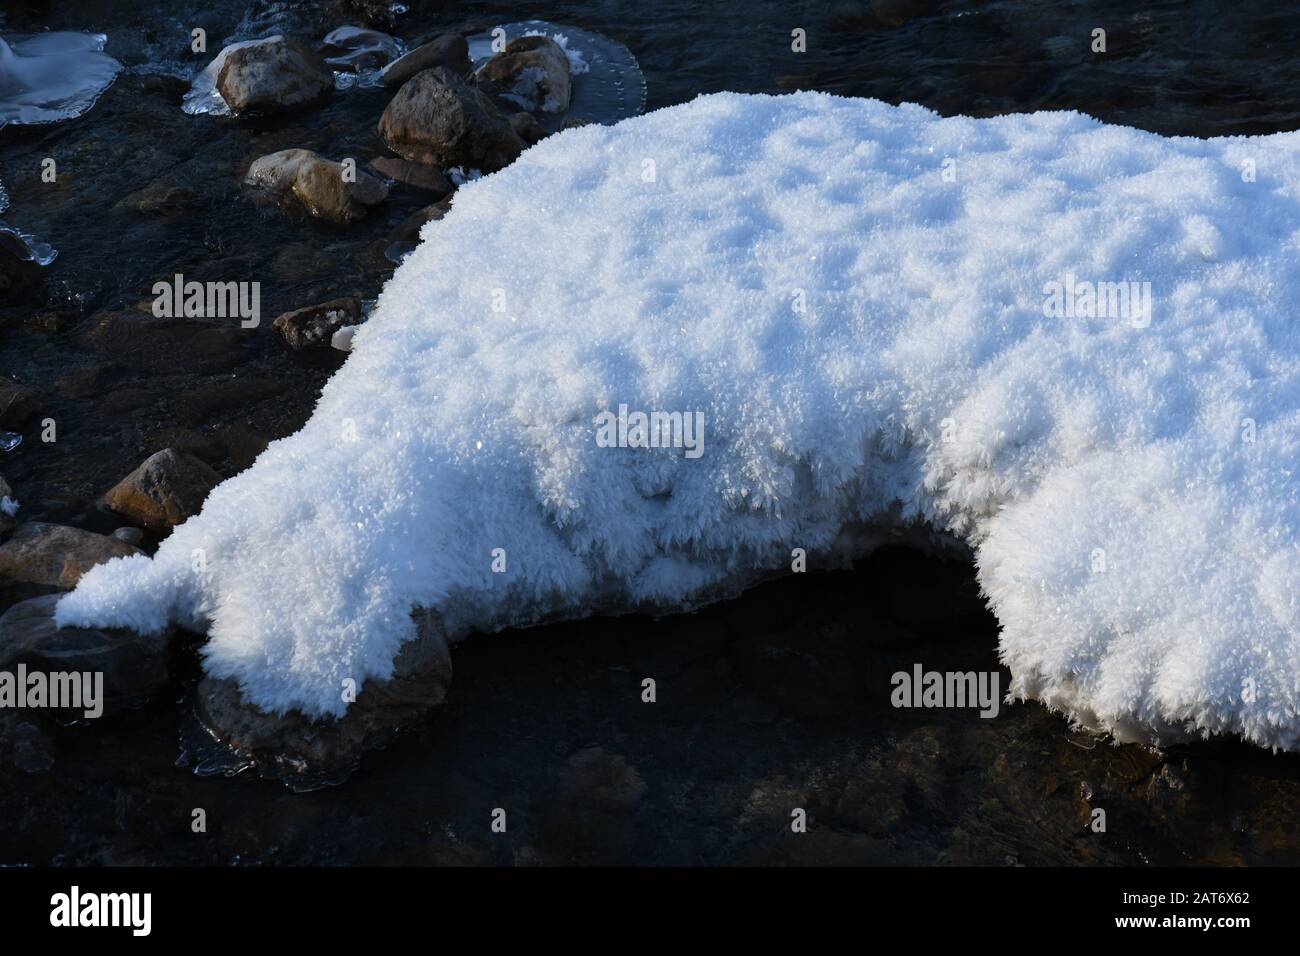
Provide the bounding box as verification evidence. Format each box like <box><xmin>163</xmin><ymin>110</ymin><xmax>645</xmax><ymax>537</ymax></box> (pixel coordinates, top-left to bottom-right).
<box><xmin>58</xmin><ymin>92</ymin><xmax>1300</xmax><ymax>750</ymax></box>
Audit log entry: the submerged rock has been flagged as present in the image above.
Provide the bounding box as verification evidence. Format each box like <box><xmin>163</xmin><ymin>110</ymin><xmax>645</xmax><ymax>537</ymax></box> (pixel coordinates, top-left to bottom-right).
<box><xmin>293</xmin><ymin>157</ymin><xmax>388</xmax><ymax>223</ymax></box>
<box><xmin>388</xmin><ymin>197</ymin><xmax>452</xmax><ymax>243</ymax></box>
<box><xmin>0</xmin><ymin>381</ymin><xmax>40</xmax><ymax>430</ymax></box>
<box><xmin>0</xmin><ymin>594</ymin><xmax>173</xmax><ymax>711</ymax></box>
<box><xmin>74</xmin><ymin>312</ymin><xmax>248</xmax><ymax>373</ymax></box>
<box><xmin>194</xmin><ymin>609</ymin><xmax>452</xmax><ymax>788</ymax></box>
<box><xmin>114</xmin><ymin>181</ymin><xmax>201</xmax><ymax>218</ymax></box>
<box><xmin>478</xmin><ymin>35</ymin><xmax>573</xmax><ymax>114</ymax></box>
<box><xmin>0</xmin><ymin>228</ymin><xmax>46</xmax><ymax>297</ymax></box>
<box><xmin>273</xmin><ymin>297</ymin><xmax>362</xmax><ymax>350</ymax></box>
<box><xmin>378</xmin><ymin>66</ymin><xmax>524</xmax><ymax>172</ymax></box>
<box><xmin>0</xmin><ymin>523</ymin><xmax>142</xmax><ymax>589</ymax></box>
<box><xmin>537</xmin><ymin>747</ymin><xmax>647</xmax><ymax>862</ymax></box>
<box><xmin>246</xmin><ymin>148</ymin><xmax>388</xmax><ymax>223</ymax></box>
<box><xmin>380</xmin><ymin>34</ymin><xmax>470</xmax><ymax>87</ymax></box>
<box><xmin>102</xmin><ymin>448</ymin><xmax>222</xmax><ymax>533</ymax></box>
<box><xmin>368</xmin><ymin>156</ymin><xmax>453</xmax><ymax>197</ymax></box>
<box><xmin>215</xmin><ymin>37</ymin><xmax>334</xmax><ymax>115</ymax></box>
<box><xmin>0</xmin><ymin>714</ymin><xmax>55</xmax><ymax>773</ymax></box>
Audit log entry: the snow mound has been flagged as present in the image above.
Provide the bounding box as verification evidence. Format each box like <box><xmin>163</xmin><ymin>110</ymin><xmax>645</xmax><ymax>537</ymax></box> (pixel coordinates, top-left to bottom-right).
<box><xmin>58</xmin><ymin>92</ymin><xmax>1300</xmax><ymax>749</ymax></box>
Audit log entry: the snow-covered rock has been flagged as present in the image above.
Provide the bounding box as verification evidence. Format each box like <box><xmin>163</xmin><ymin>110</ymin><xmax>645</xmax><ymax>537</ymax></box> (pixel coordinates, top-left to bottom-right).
<box><xmin>58</xmin><ymin>92</ymin><xmax>1300</xmax><ymax>752</ymax></box>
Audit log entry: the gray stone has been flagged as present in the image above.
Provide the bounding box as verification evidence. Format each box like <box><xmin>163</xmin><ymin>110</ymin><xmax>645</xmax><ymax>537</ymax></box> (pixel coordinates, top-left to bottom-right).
<box><xmin>378</xmin><ymin>66</ymin><xmax>524</xmax><ymax>172</ymax></box>
<box><xmin>216</xmin><ymin>37</ymin><xmax>333</xmax><ymax>115</ymax></box>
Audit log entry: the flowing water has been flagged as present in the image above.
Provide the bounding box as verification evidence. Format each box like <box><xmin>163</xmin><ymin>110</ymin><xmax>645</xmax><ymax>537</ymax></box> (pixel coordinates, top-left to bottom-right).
<box><xmin>2</xmin><ymin>0</ymin><xmax>1299</xmax><ymax>865</ymax></box>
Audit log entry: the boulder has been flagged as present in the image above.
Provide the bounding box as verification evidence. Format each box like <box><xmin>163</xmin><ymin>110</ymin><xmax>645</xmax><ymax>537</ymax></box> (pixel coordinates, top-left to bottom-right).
<box><xmin>380</xmin><ymin>34</ymin><xmax>470</xmax><ymax>87</ymax></box>
<box><xmin>102</xmin><ymin>448</ymin><xmax>222</xmax><ymax>533</ymax></box>
<box><xmin>0</xmin><ymin>523</ymin><xmax>143</xmax><ymax>589</ymax></box>
<box><xmin>368</xmin><ymin>157</ymin><xmax>453</xmax><ymax>197</ymax></box>
<box><xmin>215</xmin><ymin>37</ymin><xmax>334</xmax><ymax>115</ymax></box>
<box><xmin>195</xmin><ymin>608</ymin><xmax>452</xmax><ymax>787</ymax></box>
<box><xmin>478</xmin><ymin>35</ymin><xmax>572</xmax><ymax>114</ymax></box>
<box><xmin>272</xmin><ymin>297</ymin><xmax>362</xmax><ymax>350</ymax></box>
<box><xmin>378</xmin><ymin>66</ymin><xmax>524</xmax><ymax>172</ymax></box>
<box><xmin>115</xmin><ymin>181</ymin><xmax>201</xmax><ymax>217</ymax></box>
<box><xmin>0</xmin><ymin>594</ymin><xmax>174</xmax><ymax>711</ymax></box>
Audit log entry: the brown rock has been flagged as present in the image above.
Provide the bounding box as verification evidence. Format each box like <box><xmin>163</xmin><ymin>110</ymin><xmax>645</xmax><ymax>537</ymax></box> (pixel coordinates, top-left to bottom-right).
<box><xmin>378</xmin><ymin>66</ymin><xmax>524</xmax><ymax>172</ymax></box>
<box><xmin>0</xmin><ymin>594</ymin><xmax>174</xmax><ymax>711</ymax></box>
<box><xmin>291</xmin><ymin>158</ymin><xmax>389</xmax><ymax>223</ymax></box>
<box><xmin>272</xmin><ymin>296</ymin><xmax>362</xmax><ymax>350</ymax></box>
<box><xmin>195</xmin><ymin>608</ymin><xmax>453</xmax><ymax>788</ymax></box>
<box><xmin>380</xmin><ymin>34</ymin><xmax>470</xmax><ymax>87</ymax></box>
<box><xmin>216</xmin><ymin>37</ymin><xmax>333</xmax><ymax>115</ymax></box>
<box><xmin>102</xmin><ymin>448</ymin><xmax>222</xmax><ymax>532</ymax></box>
<box><xmin>368</xmin><ymin>157</ymin><xmax>453</xmax><ymax>197</ymax></box>
<box><xmin>0</xmin><ymin>523</ymin><xmax>143</xmax><ymax>589</ymax></box>
<box><xmin>246</xmin><ymin>149</ymin><xmax>388</xmax><ymax>224</ymax></box>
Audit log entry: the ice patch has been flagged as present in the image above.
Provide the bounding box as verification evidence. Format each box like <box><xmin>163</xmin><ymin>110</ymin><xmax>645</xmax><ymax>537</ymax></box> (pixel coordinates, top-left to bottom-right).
<box><xmin>322</xmin><ymin>25</ymin><xmax>403</xmax><ymax>90</ymax></box>
<box><xmin>0</xmin><ymin>31</ymin><xmax>122</xmax><ymax>127</ymax></box>
<box><xmin>58</xmin><ymin>92</ymin><xmax>1300</xmax><ymax>752</ymax></box>
<box><xmin>468</xmin><ymin>20</ymin><xmax>644</xmax><ymax>127</ymax></box>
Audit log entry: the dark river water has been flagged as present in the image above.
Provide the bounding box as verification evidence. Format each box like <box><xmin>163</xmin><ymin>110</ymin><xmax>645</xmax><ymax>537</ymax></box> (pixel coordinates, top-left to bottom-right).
<box><xmin>1</xmin><ymin>0</ymin><xmax>1299</xmax><ymax>865</ymax></box>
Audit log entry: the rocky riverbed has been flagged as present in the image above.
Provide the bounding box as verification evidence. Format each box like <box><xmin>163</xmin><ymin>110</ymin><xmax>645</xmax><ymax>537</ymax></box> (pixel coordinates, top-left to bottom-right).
<box><xmin>3</xmin><ymin>0</ymin><xmax>1300</xmax><ymax>865</ymax></box>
